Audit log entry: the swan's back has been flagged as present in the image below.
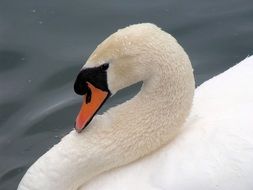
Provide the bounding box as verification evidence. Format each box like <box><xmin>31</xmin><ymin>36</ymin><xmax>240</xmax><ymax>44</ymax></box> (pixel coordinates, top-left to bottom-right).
<box><xmin>81</xmin><ymin>56</ymin><xmax>253</xmax><ymax>190</ymax></box>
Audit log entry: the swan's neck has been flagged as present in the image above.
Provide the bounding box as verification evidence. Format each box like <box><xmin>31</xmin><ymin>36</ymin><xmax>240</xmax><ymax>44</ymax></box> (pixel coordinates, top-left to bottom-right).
<box><xmin>19</xmin><ymin>56</ymin><xmax>194</xmax><ymax>190</ymax></box>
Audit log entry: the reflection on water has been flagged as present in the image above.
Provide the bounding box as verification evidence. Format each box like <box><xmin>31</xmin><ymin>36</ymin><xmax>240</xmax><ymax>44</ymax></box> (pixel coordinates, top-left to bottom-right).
<box><xmin>0</xmin><ymin>0</ymin><xmax>252</xmax><ymax>189</ymax></box>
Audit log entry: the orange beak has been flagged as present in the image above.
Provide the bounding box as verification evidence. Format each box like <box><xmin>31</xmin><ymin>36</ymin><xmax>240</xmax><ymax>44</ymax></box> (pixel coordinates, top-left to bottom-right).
<box><xmin>75</xmin><ymin>82</ymin><xmax>110</xmax><ymax>132</ymax></box>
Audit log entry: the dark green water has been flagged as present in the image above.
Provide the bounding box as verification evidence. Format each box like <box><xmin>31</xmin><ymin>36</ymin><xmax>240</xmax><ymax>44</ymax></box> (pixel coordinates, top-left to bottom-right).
<box><xmin>0</xmin><ymin>0</ymin><xmax>252</xmax><ymax>189</ymax></box>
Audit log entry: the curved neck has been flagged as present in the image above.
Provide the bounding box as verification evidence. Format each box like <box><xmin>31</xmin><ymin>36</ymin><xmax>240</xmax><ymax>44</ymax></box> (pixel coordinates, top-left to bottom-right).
<box><xmin>18</xmin><ymin>57</ymin><xmax>194</xmax><ymax>190</ymax></box>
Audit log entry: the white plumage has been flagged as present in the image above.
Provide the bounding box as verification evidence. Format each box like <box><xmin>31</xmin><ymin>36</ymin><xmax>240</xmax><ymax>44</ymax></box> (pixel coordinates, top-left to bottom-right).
<box><xmin>18</xmin><ymin>23</ymin><xmax>253</xmax><ymax>190</ymax></box>
<box><xmin>82</xmin><ymin>55</ymin><xmax>253</xmax><ymax>190</ymax></box>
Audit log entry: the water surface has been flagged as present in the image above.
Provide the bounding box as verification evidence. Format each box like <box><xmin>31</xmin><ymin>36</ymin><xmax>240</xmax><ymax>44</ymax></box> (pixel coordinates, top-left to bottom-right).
<box><xmin>0</xmin><ymin>0</ymin><xmax>252</xmax><ymax>189</ymax></box>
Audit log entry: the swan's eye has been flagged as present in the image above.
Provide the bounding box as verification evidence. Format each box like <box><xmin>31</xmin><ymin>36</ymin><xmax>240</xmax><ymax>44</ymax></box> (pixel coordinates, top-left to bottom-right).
<box><xmin>100</xmin><ymin>63</ymin><xmax>109</xmax><ymax>71</ymax></box>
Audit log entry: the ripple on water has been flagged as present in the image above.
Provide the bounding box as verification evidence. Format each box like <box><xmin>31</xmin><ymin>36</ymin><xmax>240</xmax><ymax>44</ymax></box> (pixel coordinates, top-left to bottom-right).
<box><xmin>0</xmin><ymin>165</ymin><xmax>27</xmax><ymax>190</ymax></box>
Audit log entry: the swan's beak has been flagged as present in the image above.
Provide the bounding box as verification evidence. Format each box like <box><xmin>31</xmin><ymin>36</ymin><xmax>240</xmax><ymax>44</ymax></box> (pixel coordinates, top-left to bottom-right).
<box><xmin>74</xmin><ymin>66</ymin><xmax>111</xmax><ymax>132</ymax></box>
<box><xmin>75</xmin><ymin>82</ymin><xmax>110</xmax><ymax>132</ymax></box>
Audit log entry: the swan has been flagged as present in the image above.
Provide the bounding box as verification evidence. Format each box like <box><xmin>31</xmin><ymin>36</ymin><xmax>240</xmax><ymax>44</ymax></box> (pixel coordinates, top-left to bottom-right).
<box><xmin>17</xmin><ymin>23</ymin><xmax>253</xmax><ymax>190</ymax></box>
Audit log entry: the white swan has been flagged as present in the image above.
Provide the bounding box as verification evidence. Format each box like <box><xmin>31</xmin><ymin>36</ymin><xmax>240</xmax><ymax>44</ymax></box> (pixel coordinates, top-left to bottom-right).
<box><xmin>18</xmin><ymin>23</ymin><xmax>253</xmax><ymax>190</ymax></box>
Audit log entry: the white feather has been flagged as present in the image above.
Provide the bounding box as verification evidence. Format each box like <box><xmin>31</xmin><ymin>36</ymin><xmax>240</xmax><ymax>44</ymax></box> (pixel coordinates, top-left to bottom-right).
<box><xmin>18</xmin><ymin>23</ymin><xmax>253</xmax><ymax>190</ymax></box>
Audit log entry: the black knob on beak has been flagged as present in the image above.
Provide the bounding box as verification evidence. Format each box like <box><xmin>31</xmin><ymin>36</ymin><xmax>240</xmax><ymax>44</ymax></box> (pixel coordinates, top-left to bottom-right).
<box><xmin>74</xmin><ymin>71</ymin><xmax>90</xmax><ymax>95</ymax></box>
<box><xmin>74</xmin><ymin>63</ymin><xmax>111</xmax><ymax>97</ymax></box>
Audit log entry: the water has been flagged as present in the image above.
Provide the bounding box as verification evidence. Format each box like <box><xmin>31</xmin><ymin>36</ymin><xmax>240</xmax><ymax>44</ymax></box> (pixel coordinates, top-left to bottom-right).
<box><xmin>0</xmin><ymin>0</ymin><xmax>252</xmax><ymax>189</ymax></box>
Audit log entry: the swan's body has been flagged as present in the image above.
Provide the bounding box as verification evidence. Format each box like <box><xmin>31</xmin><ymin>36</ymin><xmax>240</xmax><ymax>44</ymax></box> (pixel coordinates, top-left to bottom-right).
<box><xmin>18</xmin><ymin>24</ymin><xmax>253</xmax><ymax>190</ymax></box>
<box><xmin>82</xmin><ymin>55</ymin><xmax>253</xmax><ymax>190</ymax></box>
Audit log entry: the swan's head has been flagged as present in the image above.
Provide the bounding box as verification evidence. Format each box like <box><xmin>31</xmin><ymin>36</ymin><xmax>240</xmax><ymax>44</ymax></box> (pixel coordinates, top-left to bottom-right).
<box><xmin>74</xmin><ymin>23</ymin><xmax>192</xmax><ymax>132</ymax></box>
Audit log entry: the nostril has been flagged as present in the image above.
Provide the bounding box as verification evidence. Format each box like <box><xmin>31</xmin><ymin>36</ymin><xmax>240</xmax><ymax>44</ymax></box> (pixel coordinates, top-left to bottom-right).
<box><xmin>85</xmin><ymin>86</ymin><xmax>92</xmax><ymax>103</ymax></box>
